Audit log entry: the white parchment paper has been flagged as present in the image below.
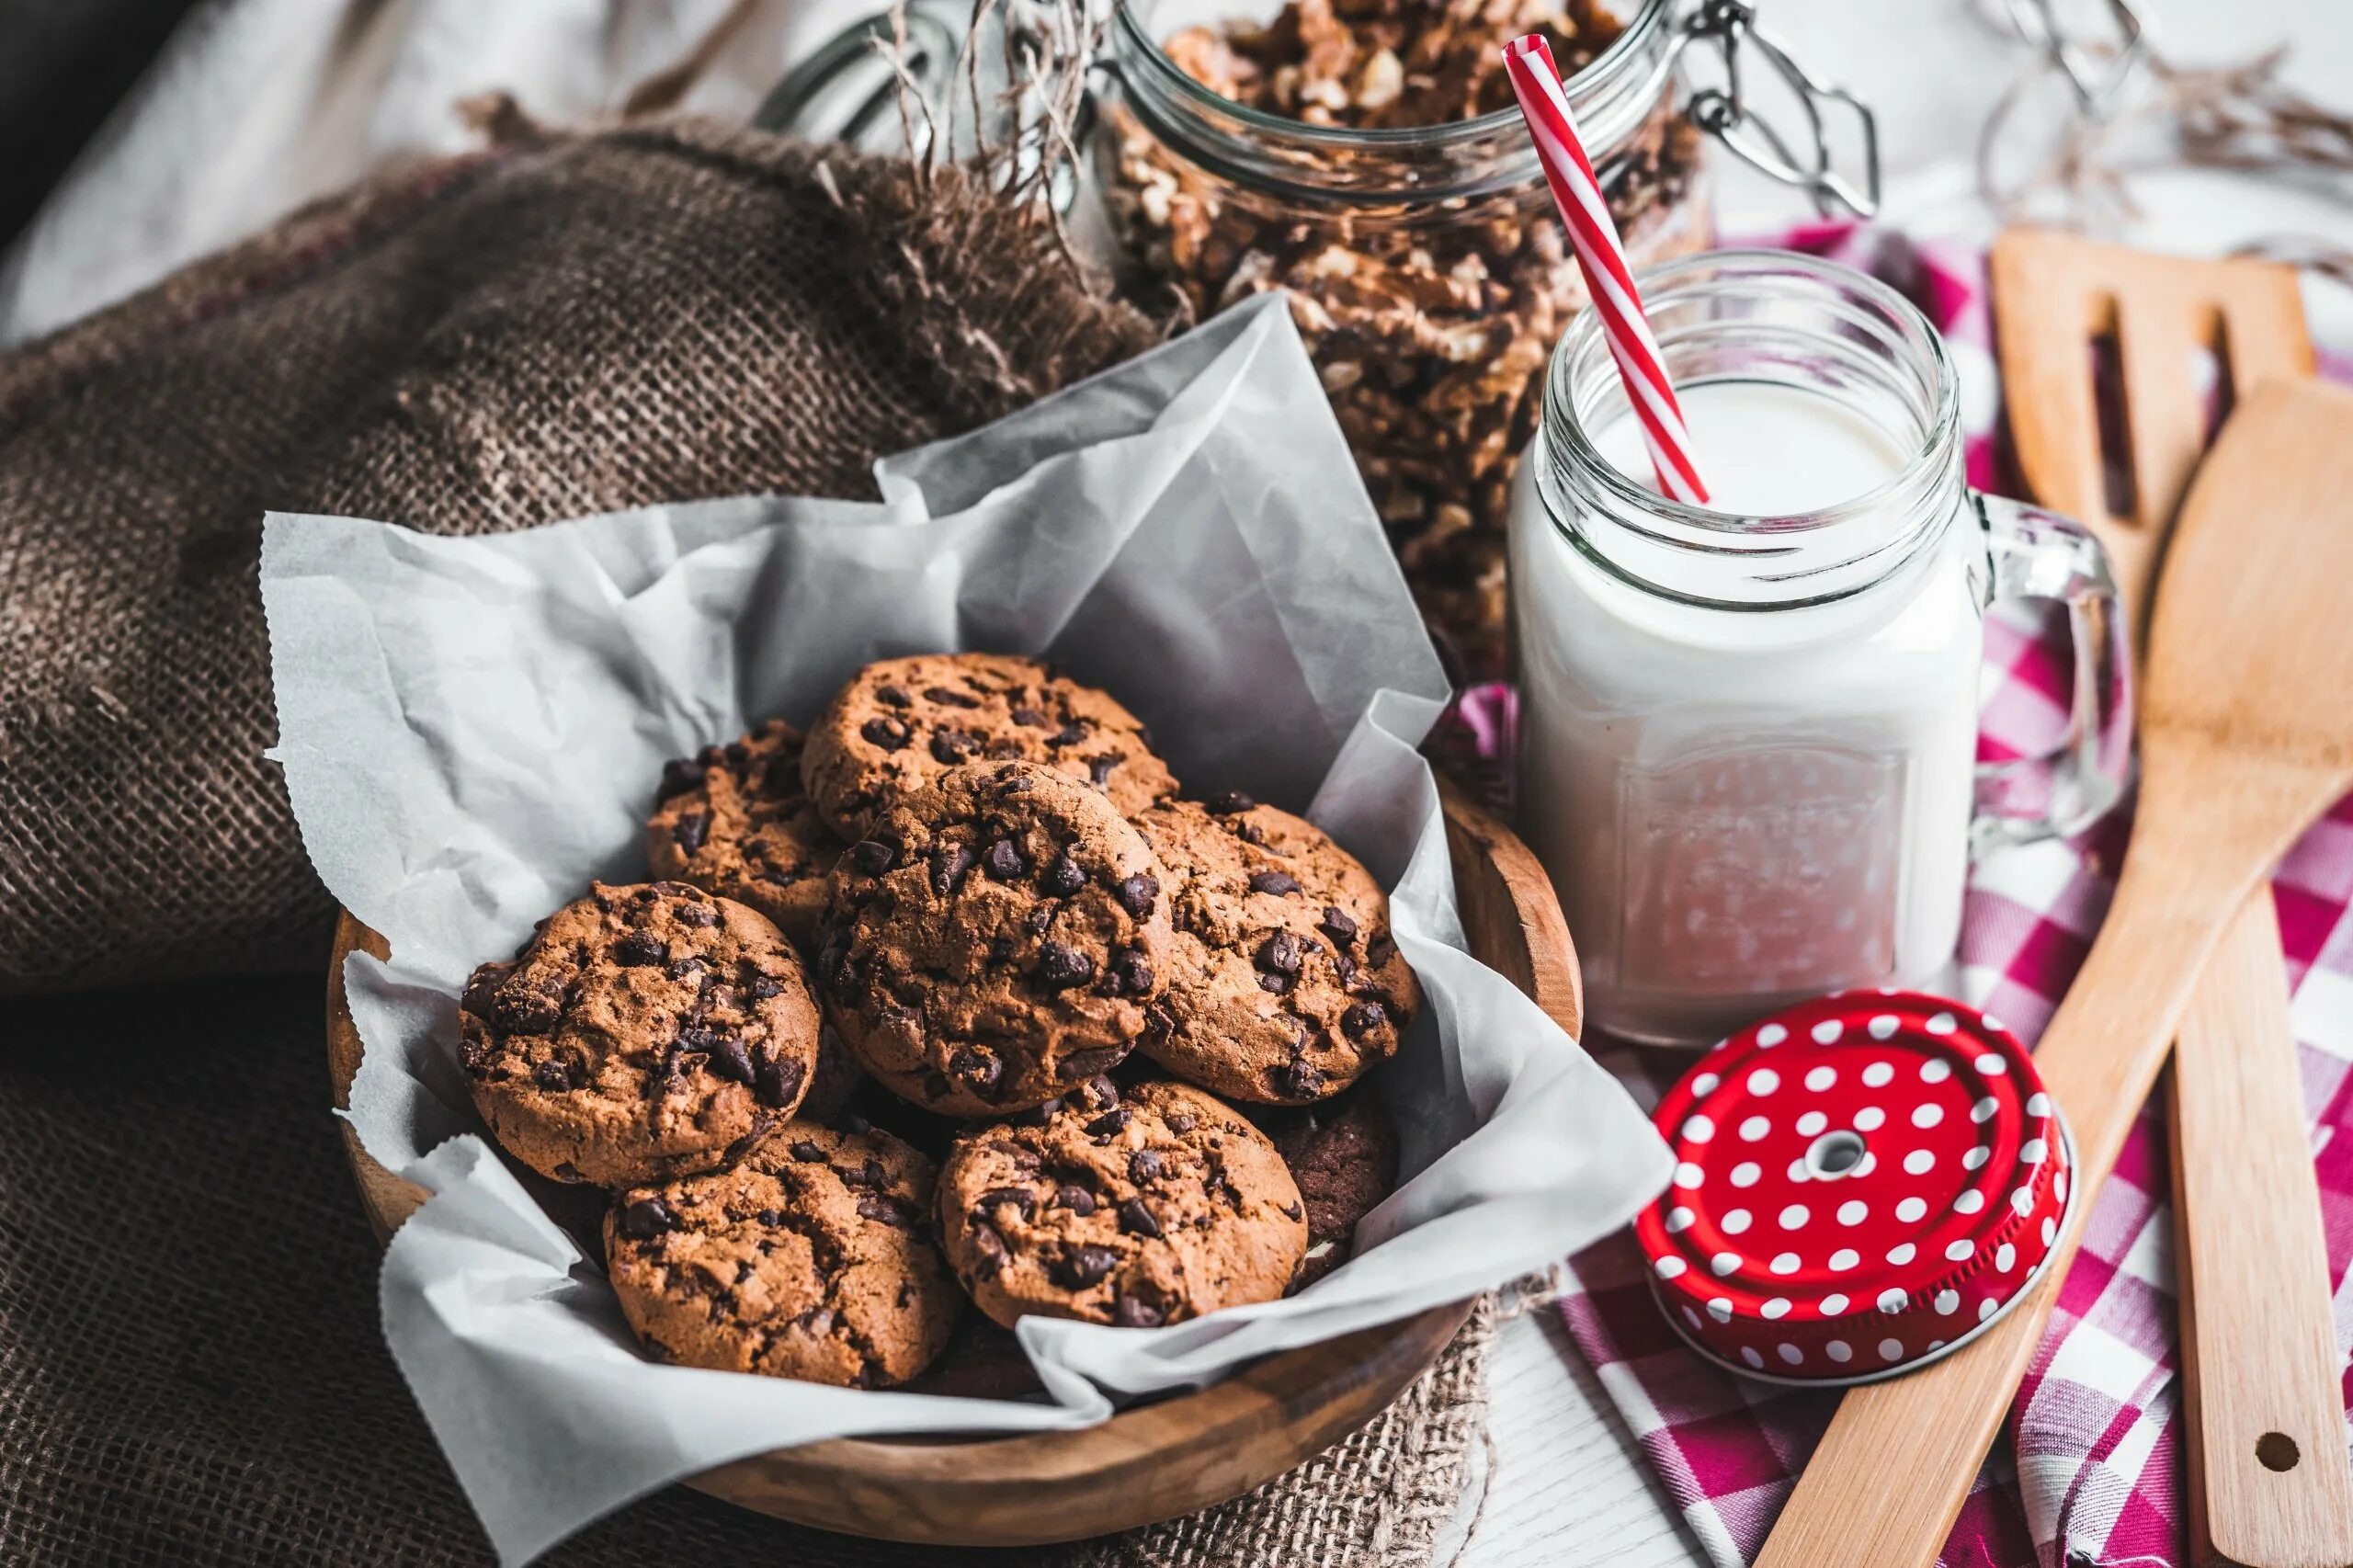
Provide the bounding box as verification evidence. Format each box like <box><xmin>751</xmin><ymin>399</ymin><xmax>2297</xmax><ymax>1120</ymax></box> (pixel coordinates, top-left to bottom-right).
<box><xmin>262</xmin><ymin>294</ymin><xmax>1674</xmax><ymax>1564</ymax></box>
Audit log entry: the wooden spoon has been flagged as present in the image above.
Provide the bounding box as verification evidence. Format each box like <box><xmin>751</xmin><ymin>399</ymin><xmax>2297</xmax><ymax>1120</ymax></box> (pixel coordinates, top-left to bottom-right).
<box><xmin>1752</xmin><ymin>377</ymin><xmax>2353</xmax><ymax>1568</ymax></box>
<box><xmin>1990</xmin><ymin>230</ymin><xmax>2351</xmax><ymax>1568</ymax></box>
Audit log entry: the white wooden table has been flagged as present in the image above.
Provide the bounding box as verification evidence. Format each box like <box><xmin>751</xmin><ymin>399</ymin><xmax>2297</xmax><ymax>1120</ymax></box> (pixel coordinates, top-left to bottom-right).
<box><xmin>1436</xmin><ymin>1</ymin><xmax>2353</xmax><ymax>1560</ymax></box>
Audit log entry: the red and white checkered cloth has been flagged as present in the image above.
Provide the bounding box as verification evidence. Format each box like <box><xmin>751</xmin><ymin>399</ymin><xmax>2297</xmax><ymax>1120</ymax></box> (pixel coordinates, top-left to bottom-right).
<box><xmin>1515</xmin><ymin>224</ymin><xmax>2353</xmax><ymax>1568</ymax></box>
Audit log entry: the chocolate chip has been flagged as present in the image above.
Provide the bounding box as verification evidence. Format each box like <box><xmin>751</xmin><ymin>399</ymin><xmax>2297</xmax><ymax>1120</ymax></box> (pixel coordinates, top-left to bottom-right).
<box><xmin>617</xmin><ymin>1198</ymin><xmax>675</xmax><ymax>1241</ymax></box>
<box><xmin>1075</xmin><ymin>1074</ymin><xmax>1121</xmax><ymax>1112</ymax></box>
<box><xmin>532</xmin><ymin>1059</ymin><xmax>575</xmax><ymax>1093</ymax></box>
<box><xmin>842</xmin><ymin>1157</ymin><xmax>888</xmax><ymax>1189</ymax></box>
<box><xmin>1051</xmin><ymin>1246</ymin><xmax>1119</xmax><ymax>1290</ymax></box>
<box><xmin>1331</xmin><ymin>952</ymin><xmax>1358</xmax><ymax>987</ymax></box>
<box><xmin>705</xmin><ymin>1038</ymin><xmax>756</xmax><ymax>1084</ymax></box>
<box><xmin>995</xmin><ymin>766</ymin><xmax>1036</xmax><ymax>790</ymax></box>
<box><xmin>1113</xmin><ymin>1294</ymin><xmax>1165</xmax><ymax>1328</ymax></box>
<box><xmin>1258</xmin><ymin>971</ymin><xmax>1292</xmax><ymax>994</ymax></box>
<box><xmin>491</xmin><ymin>981</ymin><xmax>564</xmax><ymax>1036</ymax></box>
<box><xmin>930</xmin><ymin>729</ymin><xmax>980</xmax><ymax>765</ymax></box>
<box><xmin>1013</xmin><ymin>1097</ymin><xmax>1063</xmax><ymax>1127</ymax></box>
<box><xmin>875</xmin><ymin>685</ymin><xmax>911</xmax><ymax>708</ymax></box>
<box><xmin>1108</xmin><ymin>949</ymin><xmax>1154</xmax><ymax>995</ymax></box>
<box><xmin>1256</xmin><ymin>931</ymin><xmax>1302</xmax><ymax>976</ymax></box>
<box><xmin>649</xmin><ymin>881</ymin><xmax>700</xmax><ymax>900</ymax></box>
<box><xmin>951</xmin><ymin>1048</ymin><xmax>1005</xmax><ymax>1094</ymax></box>
<box><xmin>970</xmin><ymin>1221</ymin><xmax>1008</xmax><ymax>1278</ymax></box>
<box><xmin>1063</xmin><ymin>1046</ymin><xmax>1129</xmax><ymax>1080</ymax></box>
<box><xmin>667</xmin><ymin>956</ymin><xmax>708</xmax><ymax>985</ymax></box>
<box><xmin>1249</xmin><ymin>870</ymin><xmax>1302</xmax><ymax>897</ymax></box>
<box><xmin>984</xmin><ymin>839</ymin><xmax>1026</xmax><ymax>881</ymax></box>
<box><xmin>1012</xmin><ymin>706</ymin><xmax>1051</xmax><ymax>728</ymax></box>
<box><xmin>1037</xmin><ymin>942</ymin><xmax>1095</xmax><ymax>990</ymax></box>
<box><xmin>1085</xmin><ymin>1108</ymin><xmax>1131</xmax><ymax>1138</ymax></box>
<box><xmin>930</xmin><ymin>843</ymin><xmax>977</xmax><ymax>897</ymax></box>
<box><xmin>858</xmin><ymin>1194</ymin><xmax>915</xmax><ymax>1227</ymax></box>
<box><xmin>1165</xmin><ymin>1113</ymin><xmax>1196</xmax><ymax>1134</ymax></box>
<box><xmin>656</xmin><ymin>757</ymin><xmax>707</xmax><ymax>801</ymax></box>
<box><xmin>1054</xmin><ymin>1184</ymin><xmax>1097</xmax><ymax>1216</ymax></box>
<box><xmin>668</xmin><ymin>812</ymin><xmax>710</xmax><ymax>855</ymax></box>
<box><xmin>754</xmin><ymin>1055</ymin><xmax>806</xmax><ymax>1108</ymax></box>
<box><xmin>1118</xmin><ymin>873</ymin><xmax>1159</xmax><ymax>920</ymax></box>
<box><xmin>1041</xmin><ymin>853</ymin><xmax>1087</xmax><ymax>897</ymax></box>
<box><xmin>1341</xmin><ymin>1002</ymin><xmax>1388</xmax><ymax>1040</ymax></box>
<box><xmin>979</xmin><ymin>1186</ymin><xmax>1037</xmax><ymax>1220</ymax></box>
<box><xmin>790</xmin><ymin>1140</ymin><xmax>826</xmax><ymax>1163</ymax></box>
<box><xmin>1235</xmin><ymin>820</ymin><xmax>1267</xmax><ymax>846</ymax></box>
<box><xmin>745</xmin><ymin>974</ymin><xmax>783</xmax><ymax>1000</ymax></box>
<box><xmin>925</xmin><ymin>685</ymin><xmax>981</xmax><ymax>709</ymax></box>
<box><xmin>849</xmin><ymin>838</ymin><xmax>897</xmax><ymax>875</ymax></box>
<box><xmin>1119</xmin><ymin>1199</ymin><xmax>1163</xmax><ymax>1239</ymax></box>
<box><xmin>988</xmin><ymin>936</ymin><xmax>1017</xmax><ymax>964</ymax></box>
<box><xmin>1048</xmin><ymin>722</ymin><xmax>1088</xmax><ymax>747</ymax></box>
<box><xmin>610</xmin><ymin>931</ymin><xmax>665</xmax><ymax>967</ymax></box>
<box><xmin>674</xmin><ymin>900</ymin><xmax>718</xmax><ymax>928</ymax></box>
<box><xmin>1088</xmin><ymin>756</ymin><xmax>1119</xmax><ymax>788</ymax></box>
<box><xmin>860</xmin><ymin>716</ymin><xmax>912</xmax><ymax>751</ymax></box>
<box><xmin>1320</xmin><ymin>906</ymin><xmax>1359</xmax><ymax>945</ymax></box>
<box><xmin>1206</xmin><ymin>791</ymin><xmax>1256</xmax><ymax>815</ymax></box>
<box><xmin>1129</xmin><ymin>1150</ymin><xmax>1164</xmax><ymax>1183</ymax></box>
<box><xmin>1365</xmin><ymin>937</ymin><xmax>1396</xmax><ymax>970</ymax></box>
<box><xmin>1272</xmin><ymin>1061</ymin><xmax>1327</xmax><ymax>1099</ymax></box>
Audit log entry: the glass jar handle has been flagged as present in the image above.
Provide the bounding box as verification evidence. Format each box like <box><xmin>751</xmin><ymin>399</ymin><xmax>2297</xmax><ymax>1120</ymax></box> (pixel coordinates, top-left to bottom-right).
<box><xmin>1671</xmin><ymin>0</ymin><xmax>1882</xmax><ymax>219</ymax></box>
<box><xmin>1969</xmin><ymin>494</ymin><xmax>2134</xmax><ymax>859</ymax></box>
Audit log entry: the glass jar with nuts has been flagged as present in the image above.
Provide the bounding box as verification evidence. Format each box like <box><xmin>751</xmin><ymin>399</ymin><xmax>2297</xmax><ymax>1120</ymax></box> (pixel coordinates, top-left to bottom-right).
<box><xmin>1098</xmin><ymin>0</ymin><xmax>1711</xmax><ymax>677</ymax></box>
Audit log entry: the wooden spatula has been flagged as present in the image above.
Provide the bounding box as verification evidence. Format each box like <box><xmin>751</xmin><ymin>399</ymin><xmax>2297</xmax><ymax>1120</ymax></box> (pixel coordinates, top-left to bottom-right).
<box><xmin>1752</xmin><ymin>378</ymin><xmax>2353</xmax><ymax>1568</ymax></box>
<box><xmin>1989</xmin><ymin>231</ymin><xmax>2352</xmax><ymax>1568</ymax></box>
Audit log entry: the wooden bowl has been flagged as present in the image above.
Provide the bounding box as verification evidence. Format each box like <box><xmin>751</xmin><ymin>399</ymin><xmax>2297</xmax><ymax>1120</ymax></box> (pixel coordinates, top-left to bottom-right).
<box><xmin>324</xmin><ymin>778</ymin><xmax>1580</xmax><ymax>1546</ymax></box>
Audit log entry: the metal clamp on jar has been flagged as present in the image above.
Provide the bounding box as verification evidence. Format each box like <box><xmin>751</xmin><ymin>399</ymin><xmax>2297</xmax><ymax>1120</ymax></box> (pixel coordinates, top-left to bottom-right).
<box><xmin>1094</xmin><ymin>0</ymin><xmax>1881</xmax><ymax>676</ymax></box>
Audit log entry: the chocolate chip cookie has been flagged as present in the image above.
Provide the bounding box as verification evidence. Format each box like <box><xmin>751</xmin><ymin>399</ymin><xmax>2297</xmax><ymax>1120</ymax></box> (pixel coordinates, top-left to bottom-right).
<box><xmin>801</xmin><ymin>653</ymin><xmax>1178</xmax><ymax>838</ymax></box>
<box><xmin>818</xmin><ymin>760</ymin><xmax>1175</xmax><ymax>1117</ymax></box>
<box><xmin>460</xmin><ymin>881</ymin><xmax>822</xmax><ymax>1187</ymax></box>
<box><xmin>938</xmin><ymin>1076</ymin><xmax>1307</xmax><ymax>1329</ymax></box>
<box><xmin>1255</xmin><ymin>1085</ymin><xmax>1401</xmax><ymax>1289</ymax></box>
<box><xmin>604</xmin><ymin>1121</ymin><xmax>957</xmax><ymax>1386</ymax></box>
<box><xmin>1132</xmin><ymin>796</ymin><xmax>1420</xmax><ymax>1104</ymax></box>
<box><xmin>646</xmin><ymin>721</ymin><xmax>843</xmax><ymax>953</ymax></box>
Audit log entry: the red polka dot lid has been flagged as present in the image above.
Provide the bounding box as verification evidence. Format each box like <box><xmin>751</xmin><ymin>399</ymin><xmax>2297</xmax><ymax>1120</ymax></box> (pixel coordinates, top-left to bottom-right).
<box><xmin>1637</xmin><ymin>991</ymin><xmax>2075</xmax><ymax>1384</ymax></box>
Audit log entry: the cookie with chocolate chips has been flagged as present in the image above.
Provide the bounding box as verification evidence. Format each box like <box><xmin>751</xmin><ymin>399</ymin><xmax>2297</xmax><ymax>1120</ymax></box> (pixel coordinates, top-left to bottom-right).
<box><xmin>938</xmin><ymin>1077</ymin><xmax>1306</xmax><ymax>1329</ymax></box>
<box><xmin>646</xmin><ymin>720</ymin><xmax>843</xmax><ymax>953</ymax></box>
<box><xmin>801</xmin><ymin>653</ymin><xmax>1178</xmax><ymax>838</ymax></box>
<box><xmin>604</xmin><ymin>1121</ymin><xmax>957</xmax><ymax>1386</ymax></box>
<box><xmin>1132</xmin><ymin>796</ymin><xmax>1420</xmax><ymax>1104</ymax></box>
<box><xmin>459</xmin><ymin>881</ymin><xmax>822</xmax><ymax>1187</ymax></box>
<box><xmin>818</xmin><ymin>760</ymin><xmax>1175</xmax><ymax>1117</ymax></box>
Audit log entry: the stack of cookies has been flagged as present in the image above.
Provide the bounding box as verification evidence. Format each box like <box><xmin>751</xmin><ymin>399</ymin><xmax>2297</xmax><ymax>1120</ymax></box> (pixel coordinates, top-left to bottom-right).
<box><xmin>457</xmin><ymin>653</ymin><xmax>1419</xmax><ymax>1391</ymax></box>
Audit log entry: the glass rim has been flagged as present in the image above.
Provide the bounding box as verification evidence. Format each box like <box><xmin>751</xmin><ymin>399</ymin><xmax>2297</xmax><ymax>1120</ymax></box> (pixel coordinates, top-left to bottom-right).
<box><xmin>1546</xmin><ymin>248</ymin><xmax>1963</xmax><ymax>540</ymax></box>
<box><xmin>1108</xmin><ymin>0</ymin><xmax>1674</xmax><ymax>156</ymax></box>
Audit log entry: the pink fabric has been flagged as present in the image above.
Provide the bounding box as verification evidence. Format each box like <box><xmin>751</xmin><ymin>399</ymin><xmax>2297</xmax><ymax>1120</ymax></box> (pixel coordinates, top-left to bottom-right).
<box><xmin>1512</xmin><ymin>225</ymin><xmax>2353</xmax><ymax>1568</ymax></box>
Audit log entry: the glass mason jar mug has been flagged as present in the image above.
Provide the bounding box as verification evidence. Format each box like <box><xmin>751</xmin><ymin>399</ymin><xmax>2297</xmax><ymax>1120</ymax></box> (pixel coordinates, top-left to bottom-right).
<box><xmin>1096</xmin><ymin>0</ymin><xmax>1878</xmax><ymax>678</ymax></box>
<box><xmin>1510</xmin><ymin>252</ymin><xmax>2132</xmax><ymax>1048</ymax></box>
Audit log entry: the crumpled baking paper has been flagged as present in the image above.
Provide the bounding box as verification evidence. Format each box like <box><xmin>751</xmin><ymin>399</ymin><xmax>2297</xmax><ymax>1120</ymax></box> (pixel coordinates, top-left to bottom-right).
<box><xmin>263</xmin><ymin>293</ymin><xmax>1673</xmax><ymax>1564</ymax></box>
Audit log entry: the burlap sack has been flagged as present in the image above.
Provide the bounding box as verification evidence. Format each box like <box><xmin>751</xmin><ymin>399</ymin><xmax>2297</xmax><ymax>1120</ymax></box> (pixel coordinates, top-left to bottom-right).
<box><xmin>0</xmin><ymin>113</ymin><xmax>1157</xmax><ymax>995</ymax></box>
<box><xmin>0</xmin><ymin>118</ymin><xmax>1492</xmax><ymax>1563</ymax></box>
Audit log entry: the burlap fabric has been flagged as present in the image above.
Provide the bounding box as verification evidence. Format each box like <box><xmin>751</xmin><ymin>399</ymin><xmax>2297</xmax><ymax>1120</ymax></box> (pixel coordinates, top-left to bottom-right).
<box><xmin>0</xmin><ymin>112</ymin><xmax>1160</xmax><ymax>994</ymax></box>
<box><xmin>0</xmin><ymin>119</ymin><xmax>1491</xmax><ymax>1562</ymax></box>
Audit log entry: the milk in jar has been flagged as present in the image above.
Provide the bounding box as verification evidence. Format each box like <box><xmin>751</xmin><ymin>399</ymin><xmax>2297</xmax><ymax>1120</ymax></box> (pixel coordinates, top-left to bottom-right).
<box><xmin>1509</xmin><ymin>251</ymin><xmax>2131</xmax><ymax>1047</ymax></box>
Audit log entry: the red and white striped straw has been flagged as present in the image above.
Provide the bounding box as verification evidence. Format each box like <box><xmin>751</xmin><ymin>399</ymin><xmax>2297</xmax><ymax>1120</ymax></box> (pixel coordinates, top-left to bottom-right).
<box><xmin>1501</xmin><ymin>34</ymin><xmax>1710</xmax><ymax>506</ymax></box>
